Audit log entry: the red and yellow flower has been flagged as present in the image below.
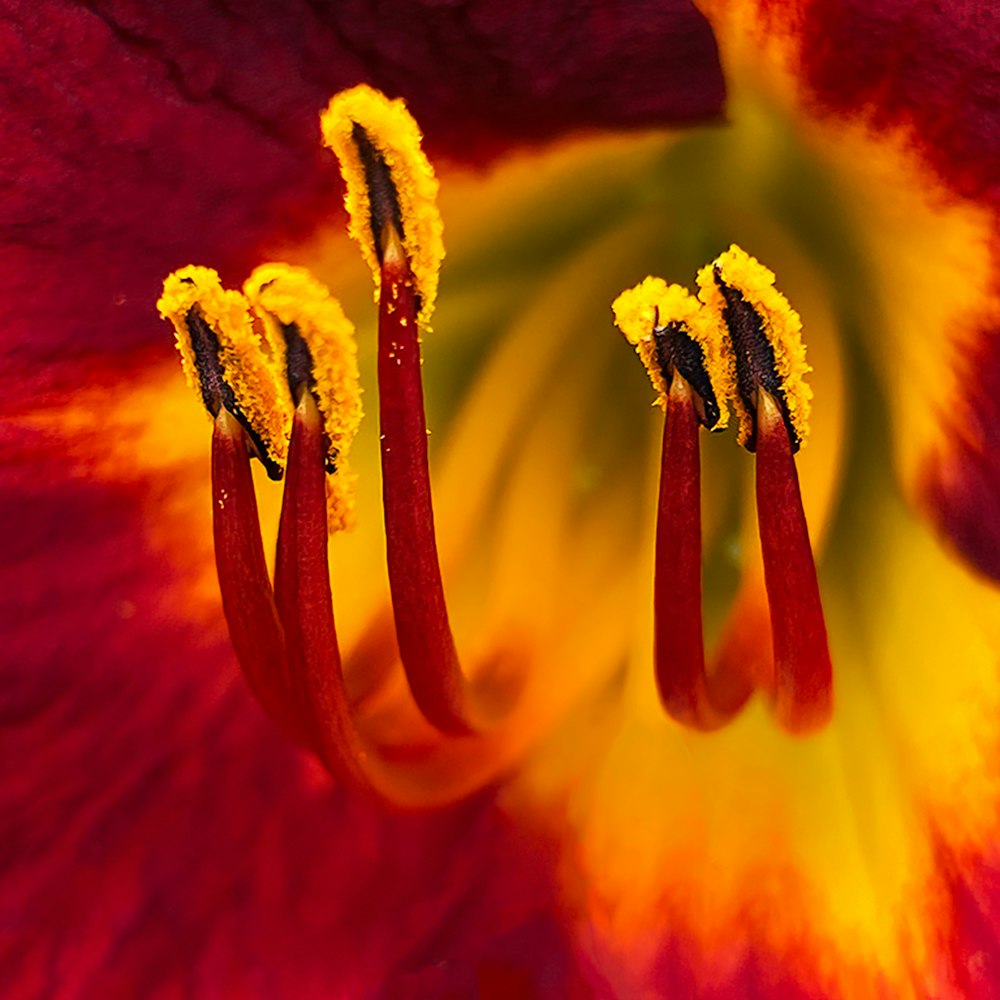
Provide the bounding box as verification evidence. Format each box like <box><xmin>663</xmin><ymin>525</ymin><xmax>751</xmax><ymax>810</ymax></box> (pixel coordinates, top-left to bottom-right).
<box><xmin>3</xmin><ymin>0</ymin><xmax>999</xmax><ymax>996</ymax></box>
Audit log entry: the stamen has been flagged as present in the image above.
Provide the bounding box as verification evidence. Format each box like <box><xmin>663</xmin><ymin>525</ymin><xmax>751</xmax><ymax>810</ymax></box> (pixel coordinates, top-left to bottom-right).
<box><xmin>698</xmin><ymin>245</ymin><xmax>832</xmax><ymax>733</ymax></box>
<box><xmin>322</xmin><ymin>87</ymin><xmax>509</xmax><ymax>735</ymax></box>
<box><xmin>182</xmin><ymin>283</ymin><xmax>477</xmax><ymax>803</ymax></box>
<box><xmin>158</xmin><ymin>266</ymin><xmax>292</xmax><ymax>479</ymax></box>
<box><xmin>245</xmin><ymin>264</ymin><xmax>364</xmax><ymax>531</ymax></box>
<box><xmin>210</xmin><ymin>407</ymin><xmax>314</xmax><ymax>745</ymax></box>
<box><xmin>320</xmin><ymin>85</ymin><xmax>445</xmax><ymax>326</ymax></box>
<box><xmin>614</xmin><ymin>279</ymin><xmax>751</xmax><ymax>729</ymax></box>
<box><xmin>696</xmin><ymin>245</ymin><xmax>812</xmax><ymax>453</ymax></box>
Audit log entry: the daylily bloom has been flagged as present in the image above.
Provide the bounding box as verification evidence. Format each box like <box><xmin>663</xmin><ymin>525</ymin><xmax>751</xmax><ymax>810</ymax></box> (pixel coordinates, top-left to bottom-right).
<box><xmin>3</xmin><ymin>0</ymin><xmax>999</xmax><ymax>997</ymax></box>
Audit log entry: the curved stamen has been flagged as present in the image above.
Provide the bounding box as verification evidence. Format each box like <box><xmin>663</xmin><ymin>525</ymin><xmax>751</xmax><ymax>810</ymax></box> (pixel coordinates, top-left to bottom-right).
<box><xmin>697</xmin><ymin>244</ymin><xmax>833</xmax><ymax>734</ymax></box>
<box><xmin>211</xmin><ymin>408</ymin><xmax>313</xmax><ymax>745</ymax></box>
<box><xmin>160</xmin><ymin>249</ymin><xmax>526</xmax><ymax>797</ymax></box>
<box><xmin>756</xmin><ymin>390</ymin><xmax>833</xmax><ymax>733</ymax></box>
<box><xmin>322</xmin><ymin>86</ymin><xmax>513</xmax><ymax>734</ymax></box>
<box><xmin>655</xmin><ymin>372</ymin><xmax>754</xmax><ymax>729</ymax></box>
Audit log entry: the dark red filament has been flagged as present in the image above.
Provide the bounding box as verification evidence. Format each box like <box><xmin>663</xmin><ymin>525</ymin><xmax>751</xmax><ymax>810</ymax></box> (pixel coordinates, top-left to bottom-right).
<box><xmin>274</xmin><ymin>393</ymin><xmax>373</xmax><ymax>790</ymax></box>
<box><xmin>210</xmin><ymin>409</ymin><xmax>312</xmax><ymax>745</ymax></box>
<box><xmin>755</xmin><ymin>391</ymin><xmax>833</xmax><ymax>733</ymax></box>
<box><xmin>654</xmin><ymin>373</ymin><xmax>753</xmax><ymax>729</ymax></box>
<box><xmin>377</xmin><ymin>228</ymin><xmax>487</xmax><ymax>734</ymax></box>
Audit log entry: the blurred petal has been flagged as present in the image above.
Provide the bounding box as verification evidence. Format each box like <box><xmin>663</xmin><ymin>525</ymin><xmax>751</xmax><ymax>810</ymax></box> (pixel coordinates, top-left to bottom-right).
<box><xmin>700</xmin><ymin>0</ymin><xmax>1000</xmax><ymax>581</ymax></box>
<box><xmin>7</xmin><ymin>0</ymin><xmax>999</xmax><ymax>995</ymax></box>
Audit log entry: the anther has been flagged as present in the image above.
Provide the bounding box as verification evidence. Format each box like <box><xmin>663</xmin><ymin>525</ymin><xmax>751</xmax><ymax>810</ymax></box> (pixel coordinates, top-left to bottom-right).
<box><xmin>245</xmin><ymin>264</ymin><xmax>363</xmax><ymax>531</ymax></box>
<box><xmin>158</xmin><ymin>266</ymin><xmax>292</xmax><ymax>480</ymax></box>
<box><xmin>613</xmin><ymin>279</ymin><xmax>752</xmax><ymax>730</ymax></box>
<box><xmin>321</xmin><ymin>84</ymin><xmax>444</xmax><ymax>326</ymax></box>
<box><xmin>698</xmin><ymin>245</ymin><xmax>832</xmax><ymax>733</ymax></box>
<box><xmin>696</xmin><ymin>246</ymin><xmax>812</xmax><ymax>453</ymax></box>
<box><xmin>614</xmin><ymin>276</ymin><xmax>731</xmax><ymax>429</ymax></box>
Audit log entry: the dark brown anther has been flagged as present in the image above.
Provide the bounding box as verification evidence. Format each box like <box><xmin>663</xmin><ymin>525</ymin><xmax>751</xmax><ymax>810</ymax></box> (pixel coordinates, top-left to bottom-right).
<box><xmin>713</xmin><ymin>267</ymin><xmax>800</xmax><ymax>453</ymax></box>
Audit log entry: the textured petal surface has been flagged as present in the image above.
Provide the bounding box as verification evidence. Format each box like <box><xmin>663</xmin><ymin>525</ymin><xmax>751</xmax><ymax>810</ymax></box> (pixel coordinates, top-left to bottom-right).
<box><xmin>1</xmin><ymin>0</ymin><xmax>724</xmax><ymax>404</ymax></box>
<box><xmin>7</xmin><ymin>0</ymin><xmax>1000</xmax><ymax>996</ymax></box>
<box><xmin>0</xmin><ymin>423</ymin><xmax>595</xmax><ymax>997</ymax></box>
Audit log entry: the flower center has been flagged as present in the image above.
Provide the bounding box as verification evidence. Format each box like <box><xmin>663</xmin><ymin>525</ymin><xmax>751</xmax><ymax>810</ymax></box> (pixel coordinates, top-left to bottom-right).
<box><xmin>157</xmin><ymin>86</ymin><xmax>835</xmax><ymax>806</ymax></box>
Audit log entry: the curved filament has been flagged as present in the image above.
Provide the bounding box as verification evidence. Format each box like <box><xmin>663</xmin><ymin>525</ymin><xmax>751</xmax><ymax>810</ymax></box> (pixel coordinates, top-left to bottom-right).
<box><xmin>654</xmin><ymin>373</ymin><xmax>754</xmax><ymax>730</ymax></box>
<box><xmin>377</xmin><ymin>228</ymin><xmax>512</xmax><ymax>734</ymax></box>
<box><xmin>269</xmin><ymin>394</ymin><xmax>521</xmax><ymax>808</ymax></box>
<box><xmin>756</xmin><ymin>391</ymin><xmax>834</xmax><ymax>733</ymax></box>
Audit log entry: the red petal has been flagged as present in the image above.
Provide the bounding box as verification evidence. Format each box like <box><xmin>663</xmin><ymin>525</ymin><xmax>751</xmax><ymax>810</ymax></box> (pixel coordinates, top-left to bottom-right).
<box><xmin>0</xmin><ymin>428</ymin><xmax>582</xmax><ymax>994</ymax></box>
<box><xmin>777</xmin><ymin>0</ymin><xmax>999</xmax><ymax>203</ymax></box>
<box><xmin>942</xmin><ymin>851</ymin><xmax>1000</xmax><ymax>999</ymax></box>
<box><xmin>1</xmin><ymin>5</ymin><xmax>726</xmax><ymax>988</ymax></box>
<box><xmin>920</xmin><ymin>312</ymin><xmax>1000</xmax><ymax>582</ymax></box>
<box><xmin>1</xmin><ymin>0</ymin><xmax>723</xmax><ymax>408</ymax></box>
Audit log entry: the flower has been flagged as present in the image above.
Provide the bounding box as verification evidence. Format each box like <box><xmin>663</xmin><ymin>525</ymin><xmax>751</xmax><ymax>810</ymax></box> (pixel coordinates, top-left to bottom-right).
<box><xmin>3</xmin><ymin>1</ymin><xmax>999</xmax><ymax>998</ymax></box>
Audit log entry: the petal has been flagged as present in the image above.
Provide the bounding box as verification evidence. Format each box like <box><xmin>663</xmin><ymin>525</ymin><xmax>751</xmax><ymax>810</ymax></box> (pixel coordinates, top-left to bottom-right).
<box><xmin>699</xmin><ymin>0</ymin><xmax>1000</xmax><ymax>581</ymax></box>
<box><xmin>523</xmin><ymin>479</ymin><xmax>1000</xmax><ymax>996</ymax></box>
<box><xmin>0</xmin><ymin>422</ymin><xmax>592</xmax><ymax>994</ymax></box>
<box><xmin>1</xmin><ymin>0</ymin><xmax>723</xmax><ymax>406</ymax></box>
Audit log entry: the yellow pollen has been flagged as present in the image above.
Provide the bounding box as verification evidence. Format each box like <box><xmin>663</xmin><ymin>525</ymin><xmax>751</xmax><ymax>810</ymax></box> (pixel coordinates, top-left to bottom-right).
<box><xmin>244</xmin><ymin>263</ymin><xmax>363</xmax><ymax>532</ymax></box>
<box><xmin>157</xmin><ymin>265</ymin><xmax>292</xmax><ymax>474</ymax></box>
<box><xmin>320</xmin><ymin>84</ymin><xmax>444</xmax><ymax>328</ymax></box>
<box><xmin>612</xmin><ymin>276</ymin><xmax>732</xmax><ymax>427</ymax></box>
<box><xmin>696</xmin><ymin>244</ymin><xmax>813</xmax><ymax>448</ymax></box>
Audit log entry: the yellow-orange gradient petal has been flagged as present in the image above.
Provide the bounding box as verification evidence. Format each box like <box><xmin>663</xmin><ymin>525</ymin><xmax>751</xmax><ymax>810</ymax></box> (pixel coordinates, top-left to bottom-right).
<box><xmin>698</xmin><ymin>0</ymin><xmax>1000</xmax><ymax>582</ymax></box>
